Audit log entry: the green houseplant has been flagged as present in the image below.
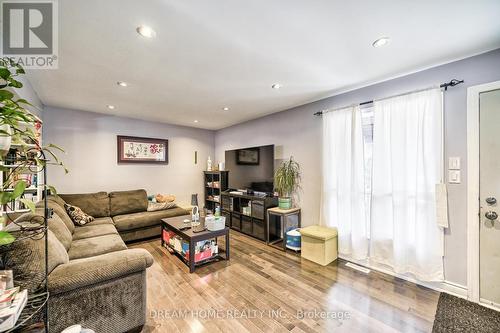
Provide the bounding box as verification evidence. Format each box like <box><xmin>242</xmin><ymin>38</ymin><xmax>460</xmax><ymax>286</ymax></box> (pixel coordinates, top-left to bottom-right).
<box><xmin>0</xmin><ymin>59</ymin><xmax>66</xmax><ymax>245</ymax></box>
<box><xmin>274</xmin><ymin>156</ymin><xmax>301</xmax><ymax>209</ymax></box>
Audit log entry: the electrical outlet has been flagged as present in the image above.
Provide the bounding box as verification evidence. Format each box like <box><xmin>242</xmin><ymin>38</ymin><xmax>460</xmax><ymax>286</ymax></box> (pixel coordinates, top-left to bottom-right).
<box><xmin>448</xmin><ymin>170</ymin><xmax>461</xmax><ymax>184</ymax></box>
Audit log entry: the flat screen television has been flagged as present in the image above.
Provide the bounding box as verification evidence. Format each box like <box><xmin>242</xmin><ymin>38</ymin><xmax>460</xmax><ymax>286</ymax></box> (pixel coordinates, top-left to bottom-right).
<box><xmin>224</xmin><ymin>145</ymin><xmax>274</xmax><ymax>194</ymax></box>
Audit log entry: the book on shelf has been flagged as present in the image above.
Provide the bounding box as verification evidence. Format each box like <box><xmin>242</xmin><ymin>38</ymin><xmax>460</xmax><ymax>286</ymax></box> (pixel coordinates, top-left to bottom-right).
<box><xmin>4</xmin><ymin>148</ymin><xmax>38</xmax><ymax>166</ymax></box>
<box><xmin>2</xmin><ymin>166</ymin><xmax>38</xmax><ymax>188</ymax></box>
<box><xmin>0</xmin><ymin>288</ymin><xmax>28</xmax><ymax>332</ymax></box>
<box><xmin>2</xmin><ymin>193</ymin><xmax>38</xmax><ymax>213</ymax></box>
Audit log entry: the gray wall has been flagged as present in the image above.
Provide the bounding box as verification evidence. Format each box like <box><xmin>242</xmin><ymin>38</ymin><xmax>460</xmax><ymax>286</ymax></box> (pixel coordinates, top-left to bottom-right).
<box><xmin>13</xmin><ymin>76</ymin><xmax>44</xmax><ymax>117</ymax></box>
<box><xmin>215</xmin><ymin>48</ymin><xmax>500</xmax><ymax>286</ymax></box>
<box><xmin>43</xmin><ymin>107</ymin><xmax>215</xmax><ymax>205</ymax></box>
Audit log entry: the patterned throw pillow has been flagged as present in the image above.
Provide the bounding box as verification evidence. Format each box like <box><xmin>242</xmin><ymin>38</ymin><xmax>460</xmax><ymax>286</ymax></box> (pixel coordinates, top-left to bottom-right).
<box><xmin>147</xmin><ymin>201</ymin><xmax>177</xmax><ymax>212</ymax></box>
<box><xmin>64</xmin><ymin>203</ymin><xmax>95</xmax><ymax>226</ymax></box>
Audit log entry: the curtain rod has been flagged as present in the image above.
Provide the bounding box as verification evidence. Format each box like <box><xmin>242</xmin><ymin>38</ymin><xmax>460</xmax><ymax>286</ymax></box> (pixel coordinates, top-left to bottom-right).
<box><xmin>313</xmin><ymin>79</ymin><xmax>464</xmax><ymax>116</ymax></box>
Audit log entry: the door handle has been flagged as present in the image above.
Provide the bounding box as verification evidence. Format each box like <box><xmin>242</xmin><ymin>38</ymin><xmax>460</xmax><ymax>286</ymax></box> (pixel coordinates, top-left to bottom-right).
<box><xmin>485</xmin><ymin>211</ymin><xmax>498</xmax><ymax>221</ymax></box>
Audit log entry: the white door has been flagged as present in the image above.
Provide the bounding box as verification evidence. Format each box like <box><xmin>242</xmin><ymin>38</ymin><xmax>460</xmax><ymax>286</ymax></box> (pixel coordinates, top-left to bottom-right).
<box><xmin>479</xmin><ymin>88</ymin><xmax>500</xmax><ymax>308</ymax></box>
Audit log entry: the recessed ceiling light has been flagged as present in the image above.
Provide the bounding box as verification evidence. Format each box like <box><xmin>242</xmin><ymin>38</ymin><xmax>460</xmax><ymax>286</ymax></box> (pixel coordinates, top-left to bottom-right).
<box><xmin>136</xmin><ymin>25</ymin><xmax>156</xmax><ymax>38</ymax></box>
<box><xmin>272</xmin><ymin>83</ymin><xmax>282</xmax><ymax>89</ymax></box>
<box><xmin>372</xmin><ymin>36</ymin><xmax>390</xmax><ymax>48</ymax></box>
<box><xmin>117</xmin><ymin>81</ymin><xmax>128</xmax><ymax>87</ymax></box>
<box><xmin>194</xmin><ymin>120</ymin><xmax>199</xmax><ymax>123</ymax></box>
<box><xmin>223</xmin><ymin>107</ymin><xmax>230</xmax><ymax>111</ymax></box>
<box><xmin>107</xmin><ymin>105</ymin><xmax>115</xmax><ymax>110</ymax></box>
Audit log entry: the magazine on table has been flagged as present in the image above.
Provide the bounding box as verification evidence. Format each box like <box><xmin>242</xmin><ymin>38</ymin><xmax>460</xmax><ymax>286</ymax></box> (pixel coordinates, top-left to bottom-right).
<box><xmin>0</xmin><ymin>288</ymin><xmax>28</xmax><ymax>332</ymax></box>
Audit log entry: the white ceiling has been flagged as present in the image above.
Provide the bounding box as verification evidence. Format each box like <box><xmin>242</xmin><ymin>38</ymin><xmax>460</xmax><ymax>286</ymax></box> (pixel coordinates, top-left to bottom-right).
<box><xmin>27</xmin><ymin>0</ymin><xmax>500</xmax><ymax>130</ymax></box>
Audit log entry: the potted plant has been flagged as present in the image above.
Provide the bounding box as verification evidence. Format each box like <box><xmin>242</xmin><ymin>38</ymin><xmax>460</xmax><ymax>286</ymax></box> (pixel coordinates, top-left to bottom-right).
<box><xmin>274</xmin><ymin>156</ymin><xmax>301</xmax><ymax>209</ymax></box>
<box><xmin>0</xmin><ymin>59</ymin><xmax>66</xmax><ymax>245</ymax></box>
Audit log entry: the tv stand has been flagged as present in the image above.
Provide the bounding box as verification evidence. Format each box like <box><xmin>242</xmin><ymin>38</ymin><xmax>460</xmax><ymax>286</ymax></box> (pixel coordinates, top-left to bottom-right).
<box><xmin>221</xmin><ymin>191</ymin><xmax>278</xmax><ymax>242</ymax></box>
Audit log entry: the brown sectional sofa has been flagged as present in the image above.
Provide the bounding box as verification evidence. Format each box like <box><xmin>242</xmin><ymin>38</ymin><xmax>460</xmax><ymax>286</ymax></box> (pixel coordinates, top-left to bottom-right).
<box><xmin>4</xmin><ymin>189</ymin><xmax>189</xmax><ymax>333</ymax></box>
<box><xmin>59</xmin><ymin>189</ymin><xmax>190</xmax><ymax>242</ymax></box>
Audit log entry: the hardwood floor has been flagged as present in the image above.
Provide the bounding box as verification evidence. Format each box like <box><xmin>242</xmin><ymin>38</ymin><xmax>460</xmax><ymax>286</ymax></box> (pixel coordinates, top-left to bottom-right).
<box><xmin>130</xmin><ymin>230</ymin><xmax>439</xmax><ymax>333</ymax></box>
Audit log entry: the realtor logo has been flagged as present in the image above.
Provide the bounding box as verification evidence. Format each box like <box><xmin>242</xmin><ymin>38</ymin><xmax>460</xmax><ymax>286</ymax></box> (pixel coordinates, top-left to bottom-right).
<box><xmin>1</xmin><ymin>0</ymin><xmax>58</xmax><ymax>68</ymax></box>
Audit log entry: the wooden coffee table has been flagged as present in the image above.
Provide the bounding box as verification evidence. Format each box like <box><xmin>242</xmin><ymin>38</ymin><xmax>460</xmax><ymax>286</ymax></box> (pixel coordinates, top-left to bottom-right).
<box><xmin>161</xmin><ymin>215</ymin><xmax>230</xmax><ymax>273</ymax></box>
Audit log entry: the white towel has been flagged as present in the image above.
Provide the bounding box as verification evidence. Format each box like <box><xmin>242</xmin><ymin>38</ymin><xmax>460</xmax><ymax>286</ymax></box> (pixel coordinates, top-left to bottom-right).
<box><xmin>436</xmin><ymin>183</ymin><xmax>449</xmax><ymax>228</ymax></box>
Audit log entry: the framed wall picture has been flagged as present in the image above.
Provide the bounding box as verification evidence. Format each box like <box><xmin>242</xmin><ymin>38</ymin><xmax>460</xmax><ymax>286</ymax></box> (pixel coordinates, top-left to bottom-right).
<box><xmin>236</xmin><ymin>147</ymin><xmax>260</xmax><ymax>165</ymax></box>
<box><xmin>117</xmin><ymin>136</ymin><xmax>168</xmax><ymax>164</ymax></box>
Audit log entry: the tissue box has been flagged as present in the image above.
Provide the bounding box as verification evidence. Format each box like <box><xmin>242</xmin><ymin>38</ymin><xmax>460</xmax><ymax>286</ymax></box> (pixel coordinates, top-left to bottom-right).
<box><xmin>206</xmin><ymin>216</ymin><xmax>225</xmax><ymax>231</ymax></box>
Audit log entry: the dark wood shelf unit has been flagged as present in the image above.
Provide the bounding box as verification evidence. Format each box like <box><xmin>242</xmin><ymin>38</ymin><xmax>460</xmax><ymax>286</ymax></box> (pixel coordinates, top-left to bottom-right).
<box><xmin>221</xmin><ymin>191</ymin><xmax>278</xmax><ymax>242</ymax></box>
<box><xmin>203</xmin><ymin>171</ymin><xmax>229</xmax><ymax>213</ymax></box>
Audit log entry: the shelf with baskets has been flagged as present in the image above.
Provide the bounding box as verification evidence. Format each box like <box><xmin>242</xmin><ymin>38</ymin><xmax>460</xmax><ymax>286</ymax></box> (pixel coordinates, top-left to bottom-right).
<box><xmin>203</xmin><ymin>171</ymin><xmax>228</xmax><ymax>213</ymax></box>
<box><xmin>220</xmin><ymin>192</ymin><xmax>277</xmax><ymax>241</ymax></box>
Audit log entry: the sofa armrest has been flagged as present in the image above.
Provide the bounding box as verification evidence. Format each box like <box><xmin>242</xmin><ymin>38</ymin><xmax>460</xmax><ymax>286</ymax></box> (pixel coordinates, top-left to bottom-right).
<box><xmin>48</xmin><ymin>248</ymin><xmax>153</xmax><ymax>295</ymax></box>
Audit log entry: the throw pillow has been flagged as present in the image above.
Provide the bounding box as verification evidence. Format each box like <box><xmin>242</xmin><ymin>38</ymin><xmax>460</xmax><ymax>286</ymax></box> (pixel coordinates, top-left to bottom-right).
<box><xmin>147</xmin><ymin>201</ymin><xmax>177</xmax><ymax>212</ymax></box>
<box><xmin>64</xmin><ymin>203</ymin><xmax>94</xmax><ymax>226</ymax></box>
<box><xmin>155</xmin><ymin>194</ymin><xmax>176</xmax><ymax>203</ymax></box>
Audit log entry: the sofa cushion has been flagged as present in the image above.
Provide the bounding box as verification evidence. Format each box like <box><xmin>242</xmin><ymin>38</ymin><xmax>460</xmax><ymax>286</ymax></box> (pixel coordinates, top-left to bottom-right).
<box><xmin>48</xmin><ymin>249</ymin><xmax>153</xmax><ymax>295</ymax></box>
<box><xmin>47</xmin><ymin>195</ymin><xmax>67</xmax><ymax>209</ymax></box>
<box><xmin>60</xmin><ymin>192</ymin><xmax>110</xmax><ymax>218</ymax></box>
<box><xmin>48</xmin><ymin>212</ymin><xmax>73</xmax><ymax>250</ymax></box>
<box><xmin>68</xmin><ymin>234</ymin><xmax>127</xmax><ymax>260</ymax></box>
<box><xmin>113</xmin><ymin>207</ymin><xmax>189</xmax><ymax>232</ymax></box>
<box><xmin>90</xmin><ymin>217</ymin><xmax>114</xmax><ymax>225</ymax></box>
<box><xmin>119</xmin><ymin>226</ymin><xmax>161</xmax><ymax>243</ymax></box>
<box><xmin>37</xmin><ymin>200</ymin><xmax>75</xmax><ymax>234</ymax></box>
<box><xmin>72</xmin><ymin>224</ymin><xmax>118</xmax><ymax>240</ymax></box>
<box><xmin>48</xmin><ymin>230</ymin><xmax>70</xmax><ymax>272</ymax></box>
<box><xmin>64</xmin><ymin>203</ymin><xmax>95</xmax><ymax>226</ymax></box>
<box><xmin>3</xmin><ymin>225</ymin><xmax>68</xmax><ymax>294</ymax></box>
<box><xmin>109</xmin><ymin>189</ymin><xmax>148</xmax><ymax>216</ymax></box>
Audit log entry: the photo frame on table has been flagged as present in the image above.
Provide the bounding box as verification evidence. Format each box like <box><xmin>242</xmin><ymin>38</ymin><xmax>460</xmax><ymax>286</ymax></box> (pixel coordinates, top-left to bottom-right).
<box><xmin>236</xmin><ymin>147</ymin><xmax>260</xmax><ymax>165</ymax></box>
<box><xmin>117</xmin><ymin>135</ymin><xmax>168</xmax><ymax>164</ymax></box>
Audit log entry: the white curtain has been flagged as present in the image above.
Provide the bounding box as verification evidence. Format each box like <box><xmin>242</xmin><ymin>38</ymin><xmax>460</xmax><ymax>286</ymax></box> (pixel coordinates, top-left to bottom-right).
<box><xmin>321</xmin><ymin>105</ymin><xmax>368</xmax><ymax>260</ymax></box>
<box><xmin>370</xmin><ymin>88</ymin><xmax>444</xmax><ymax>281</ymax></box>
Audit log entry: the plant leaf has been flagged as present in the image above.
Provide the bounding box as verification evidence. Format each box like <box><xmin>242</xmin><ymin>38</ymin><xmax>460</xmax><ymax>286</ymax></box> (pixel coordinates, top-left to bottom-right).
<box><xmin>7</xmin><ymin>78</ymin><xmax>22</xmax><ymax>88</ymax></box>
<box><xmin>19</xmin><ymin>198</ymin><xmax>36</xmax><ymax>212</ymax></box>
<box><xmin>16</xmin><ymin>98</ymin><xmax>33</xmax><ymax>106</ymax></box>
<box><xmin>0</xmin><ymin>231</ymin><xmax>15</xmax><ymax>246</ymax></box>
<box><xmin>0</xmin><ymin>192</ymin><xmax>12</xmax><ymax>205</ymax></box>
<box><xmin>0</xmin><ymin>68</ymin><xmax>10</xmax><ymax>79</ymax></box>
<box><xmin>0</xmin><ymin>90</ymin><xmax>14</xmax><ymax>101</ymax></box>
<box><xmin>46</xmin><ymin>143</ymin><xmax>65</xmax><ymax>152</ymax></box>
<box><xmin>47</xmin><ymin>185</ymin><xmax>57</xmax><ymax>196</ymax></box>
<box><xmin>11</xmin><ymin>181</ymin><xmax>27</xmax><ymax>199</ymax></box>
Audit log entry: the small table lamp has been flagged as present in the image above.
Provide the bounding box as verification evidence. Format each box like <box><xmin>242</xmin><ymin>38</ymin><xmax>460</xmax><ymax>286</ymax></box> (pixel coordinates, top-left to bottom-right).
<box><xmin>191</xmin><ymin>194</ymin><xmax>198</xmax><ymax>207</ymax></box>
<box><xmin>191</xmin><ymin>194</ymin><xmax>200</xmax><ymax>225</ymax></box>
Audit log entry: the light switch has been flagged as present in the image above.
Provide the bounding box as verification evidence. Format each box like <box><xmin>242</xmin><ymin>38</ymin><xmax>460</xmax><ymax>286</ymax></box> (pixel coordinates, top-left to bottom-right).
<box><xmin>449</xmin><ymin>170</ymin><xmax>461</xmax><ymax>184</ymax></box>
<box><xmin>449</xmin><ymin>157</ymin><xmax>461</xmax><ymax>170</ymax></box>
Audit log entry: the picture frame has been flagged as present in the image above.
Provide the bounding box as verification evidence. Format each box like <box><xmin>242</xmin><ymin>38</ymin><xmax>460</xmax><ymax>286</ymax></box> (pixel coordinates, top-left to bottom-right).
<box><xmin>236</xmin><ymin>147</ymin><xmax>260</xmax><ymax>165</ymax></box>
<box><xmin>117</xmin><ymin>135</ymin><xmax>168</xmax><ymax>164</ymax></box>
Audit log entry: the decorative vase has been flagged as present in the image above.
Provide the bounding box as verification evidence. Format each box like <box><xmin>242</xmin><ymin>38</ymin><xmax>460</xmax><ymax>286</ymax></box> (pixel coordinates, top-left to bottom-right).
<box><xmin>0</xmin><ymin>124</ymin><xmax>12</xmax><ymax>157</ymax></box>
<box><xmin>207</xmin><ymin>156</ymin><xmax>212</xmax><ymax>171</ymax></box>
<box><xmin>278</xmin><ymin>197</ymin><xmax>292</xmax><ymax>209</ymax></box>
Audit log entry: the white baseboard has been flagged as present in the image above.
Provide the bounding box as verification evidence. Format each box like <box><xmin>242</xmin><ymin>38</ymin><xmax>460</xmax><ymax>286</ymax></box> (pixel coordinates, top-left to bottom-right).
<box><xmin>338</xmin><ymin>255</ymin><xmax>468</xmax><ymax>298</ymax></box>
<box><xmin>479</xmin><ymin>298</ymin><xmax>500</xmax><ymax>312</ymax></box>
<box><xmin>431</xmin><ymin>280</ymin><xmax>468</xmax><ymax>299</ymax></box>
<box><xmin>345</xmin><ymin>262</ymin><xmax>371</xmax><ymax>274</ymax></box>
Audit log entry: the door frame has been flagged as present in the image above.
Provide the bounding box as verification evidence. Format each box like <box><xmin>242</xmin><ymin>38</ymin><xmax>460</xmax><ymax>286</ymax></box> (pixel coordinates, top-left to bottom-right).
<box><xmin>466</xmin><ymin>80</ymin><xmax>500</xmax><ymax>308</ymax></box>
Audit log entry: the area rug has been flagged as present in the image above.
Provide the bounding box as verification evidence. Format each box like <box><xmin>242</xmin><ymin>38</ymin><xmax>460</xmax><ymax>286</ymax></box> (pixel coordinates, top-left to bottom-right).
<box><xmin>433</xmin><ymin>293</ymin><xmax>500</xmax><ymax>332</ymax></box>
